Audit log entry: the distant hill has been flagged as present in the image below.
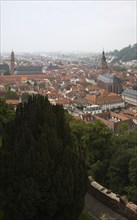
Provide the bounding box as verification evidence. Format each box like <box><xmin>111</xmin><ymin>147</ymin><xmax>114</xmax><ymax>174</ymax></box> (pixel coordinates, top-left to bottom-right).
<box><xmin>106</xmin><ymin>43</ymin><xmax>137</xmax><ymax>63</ymax></box>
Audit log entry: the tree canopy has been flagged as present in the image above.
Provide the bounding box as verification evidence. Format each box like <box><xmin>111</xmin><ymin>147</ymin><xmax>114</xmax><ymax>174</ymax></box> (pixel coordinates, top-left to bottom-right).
<box><xmin>0</xmin><ymin>98</ymin><xmax>15</xmax><ymax>135</ymax></box>
<box><xmin>69</xmin><ymin>116</ymin><xmax>137</xmax><ymax>204</ymax></box>
<box><xmin>3</xmin><ymin>91</ymin><xmax>19</xmax><ymax>100</ymax></box>
<box><xmin>21</xmin><ymin>92</ymin><xmax>31</xmax><ymax>104</ymax></box>
<box><xmin>0</xmin><ymin>95</ymin><xmax>87</xmax><ymax>220</ymax></box>
<box><xmin>107</xmin><ymin>43</ymin><xmax>137</xmax><ymax>63</ymax></box>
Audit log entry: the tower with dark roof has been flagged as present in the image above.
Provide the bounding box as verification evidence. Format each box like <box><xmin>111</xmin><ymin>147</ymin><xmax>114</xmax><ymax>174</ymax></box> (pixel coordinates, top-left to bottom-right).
<box><xmin>101</xmin><ymin>50</ymin><xmax>108</xmax><ymax>72</ymax></box>
<box><xmin>97</xmin><ymin>50</ymin><xmax>122</xmax><ymax>94</ymax></box>
<box><xmin>10</xmin><ymin>51</ymin><xmax>15</xmax><ymax>74</ymax></box>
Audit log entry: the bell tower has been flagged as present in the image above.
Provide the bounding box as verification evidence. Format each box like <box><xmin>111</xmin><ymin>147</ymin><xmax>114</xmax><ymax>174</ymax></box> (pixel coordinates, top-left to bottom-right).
<box><xmin>10</xmin><ymin>51</ymin><xmax>15</xmax><ymax>74</ymax></box>
<box><xmin>101</xmin><ymin>50</ymin><xmax>108</xmax><ymax>73</ymax></box>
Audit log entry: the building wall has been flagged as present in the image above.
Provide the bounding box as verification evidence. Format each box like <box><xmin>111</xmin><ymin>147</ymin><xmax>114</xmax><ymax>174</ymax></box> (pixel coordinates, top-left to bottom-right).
<box><xmin>88</xmin><ymin>178</ymin><xmax>137</xmax><ymax>220</ymax></box>
<box><xmin>94</xmin><ymin>112</ymin><xmax>131</xmax><ymax>132</ymax></box>
<box><xmin>85</xmin><ymin>94</ymin><xmax>125</xmax><ymax>110</ymax></box>
<box><xmin>122</xmin><ymin>95</ymin><xmax>137</xmax><ymax>106</ymax></box>
<box><xmin>98</xmin><ymin>80</ymin><xmax>122</xmax><ymax>94</ymax></box>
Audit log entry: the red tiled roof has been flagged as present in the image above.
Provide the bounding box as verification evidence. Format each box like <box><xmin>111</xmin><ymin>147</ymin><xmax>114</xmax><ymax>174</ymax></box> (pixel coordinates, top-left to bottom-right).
<box><xmin>55</xmin><ymin>98</ymin><xmax>70</xmax><ymax>105</ymax></box>
<box><xmin>5</xmin><ymin>100</ymin><xmax>20</xmax><ymax>105</ymax></box>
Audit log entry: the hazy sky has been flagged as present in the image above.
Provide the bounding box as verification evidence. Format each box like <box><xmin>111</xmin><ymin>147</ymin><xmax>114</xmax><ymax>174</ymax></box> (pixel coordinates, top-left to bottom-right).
<box><xmin>1</xmin><ymin>0</ymin><xmax>136</xmax><ymax>53</ymax></box>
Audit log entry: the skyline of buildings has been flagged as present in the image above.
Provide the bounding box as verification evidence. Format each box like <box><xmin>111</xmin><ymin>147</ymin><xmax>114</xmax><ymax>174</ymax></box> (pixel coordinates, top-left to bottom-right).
<box><xmin>0</xmin><ymin>47</ymin><xmax>137</xmax><ymax>133</ymax></box>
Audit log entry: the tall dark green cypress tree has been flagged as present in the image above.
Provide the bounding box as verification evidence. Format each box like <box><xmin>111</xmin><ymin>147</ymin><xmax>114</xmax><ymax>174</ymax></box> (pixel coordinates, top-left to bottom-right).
<box><xmin>0</xmin><ymin>95</ymin><xmax>87</xmax><ymax>220</ymax></box>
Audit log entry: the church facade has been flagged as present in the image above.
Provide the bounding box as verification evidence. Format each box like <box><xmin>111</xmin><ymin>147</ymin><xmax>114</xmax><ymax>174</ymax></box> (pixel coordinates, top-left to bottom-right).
<box><xmin>9</xmin><ymin>51</ymin><xmax>42</xmax><ymax>75</ymax></box>
<box><xmin>97</xmin><ymin>51</ymin><xmax>123</xmax><ymax>94</ymax></box>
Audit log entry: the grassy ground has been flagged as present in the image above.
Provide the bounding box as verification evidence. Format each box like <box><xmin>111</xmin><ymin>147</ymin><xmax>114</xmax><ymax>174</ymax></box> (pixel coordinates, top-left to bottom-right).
<box><xmin>78</xmin><ymin>213</ymin><xmax>93</xmax><ymax>220</ymax></box>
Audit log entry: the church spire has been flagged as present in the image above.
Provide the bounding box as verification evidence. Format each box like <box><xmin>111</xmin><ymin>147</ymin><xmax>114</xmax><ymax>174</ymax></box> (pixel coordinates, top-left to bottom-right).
<box><xmin>10</xmin><ymin>50</ymin><xmax>15</xmax><ymax>74</ymax></box>
<box><xmin>101</xmin><ymin>50</ymin><xmax>108</xmax><ymax>72</ymax></box>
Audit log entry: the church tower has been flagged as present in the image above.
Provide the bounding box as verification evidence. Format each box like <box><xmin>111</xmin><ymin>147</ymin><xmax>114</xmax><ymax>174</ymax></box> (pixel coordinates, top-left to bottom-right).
<box><xmin>101</xmin><ymin>50</ymin><xmax>108</xmax><ymax>73</ymax></box>
<box><xmin>10</xmin><ymin>51</ymin><xmax>15</xmax><ymax>74</ymax></box>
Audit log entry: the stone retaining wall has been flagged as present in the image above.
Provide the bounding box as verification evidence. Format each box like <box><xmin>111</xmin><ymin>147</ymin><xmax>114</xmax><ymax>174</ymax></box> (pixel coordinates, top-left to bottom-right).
<box><xmin>88</xmin><ymin>177</ymin><xmax>137</xmax><ymax>220</ymax></box>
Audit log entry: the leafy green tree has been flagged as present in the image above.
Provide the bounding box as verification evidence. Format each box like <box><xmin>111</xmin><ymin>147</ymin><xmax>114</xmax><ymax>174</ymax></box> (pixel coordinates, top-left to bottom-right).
<box><xmin>83</xmin><ymin>121</ymin><xmax>112</xmax><ymax>185</ymax></box>
<box><xmin>0</xmin><ymin>95</ymin><xmax>87</xmax><ymax>220</ymax></box>
<box><xmin>26</xmin><ymin>80</ymin><xmax>31</xmax><ymax>85</ymax></box>
<box><xmin>107</xmin><ymin>148</ymin><xmax>133</xmax><ymax>195</ymax></box>
<box><xmin>69</xmin><ymin>119</ymin><xmax>112</xmax><ymax>186</ymax></box>
<box><xmin>111</xmin><ymin>124</ymin><xmax>137</xmax><ymax>160</ymax></box>
<box><xmin>127</xmin><ymin>153</ymin><xmax>137</xmax><ymax>203</ymax></box>
<box><xmin>21</xmin><ymin>92</ymin><xmax>31</xmax><ymax>104</ymax></box>
<box><xmin>66</xmin><ymin>114</ymin><xmax>137</xmax><ymax>203</ymax></box>
<box><xmin>4</xmin><ymin>85</ymin><xmax>11</xmax><ymax>92</ymax></box>
<box><xmin>34</xmin><ymin>82</ymin><xmax>37</xmax><ymax>86</ymax></box>
<box><xmin>69</xmin><ymin>119</ymin><xmax>88</xmax><ymax>158</ymax></box>
<box><xmin>116</xmin><ymin>122</ymin><xmax>129</xmax><ymax>136</ymax></box>
<box><xmin>0</xmin><ymin>98</ymin><xmax>15</xmax><ymax>134</ymax></box>
<box><xmin>4</xmin><ymin>91</ymin><xmax>19</xmax><ymax>100</ymax></box>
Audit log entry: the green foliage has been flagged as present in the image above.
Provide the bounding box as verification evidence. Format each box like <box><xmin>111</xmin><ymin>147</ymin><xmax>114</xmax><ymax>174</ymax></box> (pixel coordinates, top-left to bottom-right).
<box><xmin>127</xmin><ymin>186</ymin><xmax>137</xmax><ymax>203</ymax></box>
<box><xmin>69</xmin><ymin>119</ymin><xmax>88</xmax><ymax>158</ymax></box>
<box><xmin>118</xmin><ymin>44</ymin><xmax>137</xmax><ymax>61</ymax></box>
<box><xmin>34</xmin><ymin>82</ymin><xmax>37</xmax><ymax>86</ymax></box>
<box><xmin>69</xmin><ymin>119</ymin><xmax>112</xmax><ymax>186</ymax></box>
<box><xmin>107</xmin><ymin>148</ymin><xmax>133</xmax><ymax>194</ymax></box>
<box><xmin>4</xmin><ymin>85</ymin><xmax>10</xmax><ymax>92</ymax></box>
<box><xmin>78</xmin><ymin>213</ymin><xmax>92</xmax><ymax>220</ymax></box>
<box><xmin>116</xmin><ymin>122</ymin><xmax>129</xmax><ymax>135</ymax></box>
<box><xmin>3</xmin><ymin>91</ymin><xmax>19</xmax><ymax>100</ymax></box>
<box><xmin>21</xmin><ymin>92</ymin><xmax>31</xmax><ymax>104</ymax></box>
<box><xmin>127</xmin><ymin>153</ymin><xmax>137</xmax><ymax>203</ymax></box>
<box><xmin>128</xmin><ymin>154</ymin><xmax>137</xmax><ymax>184</ymax></box>
<box><xmin>0</xmin><ymin>98</ymin><xmax>15</xmax><ymax>134</ymax></box>
<box><xmin>106</xmin><ymin>125</ymin><xmax>137</xmax><ymax>200</ymax></box>
<box><xmin>85</xmin><ymin>122</ymin><xmax>112</xmax><ymax>185</ymax></box>
<box><xmin>0</xmin><ymin>95</ymin><xmax>87</xmax><ymax>220</ymax></box>
<box><xmin>26</xmin><ymin>80</ymin><xmax>31</xmax><ymax>85</ymax></box>
<box><xmin>68</xmin><ymin>116</ymin><xmax>137</xmax><ymax>203</ymax></box>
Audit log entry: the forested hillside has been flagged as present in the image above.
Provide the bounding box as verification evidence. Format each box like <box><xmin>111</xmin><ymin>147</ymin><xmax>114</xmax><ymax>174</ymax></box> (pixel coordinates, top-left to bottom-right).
<box><xmin>0</xmin><ymin>95</ymin><xmax>87</xmax><ymax>220</ymax></box>
<box><xmin>107</xmin><ymin>43</ymin><xmax>137</xmax><ymax>63</ymax></box>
